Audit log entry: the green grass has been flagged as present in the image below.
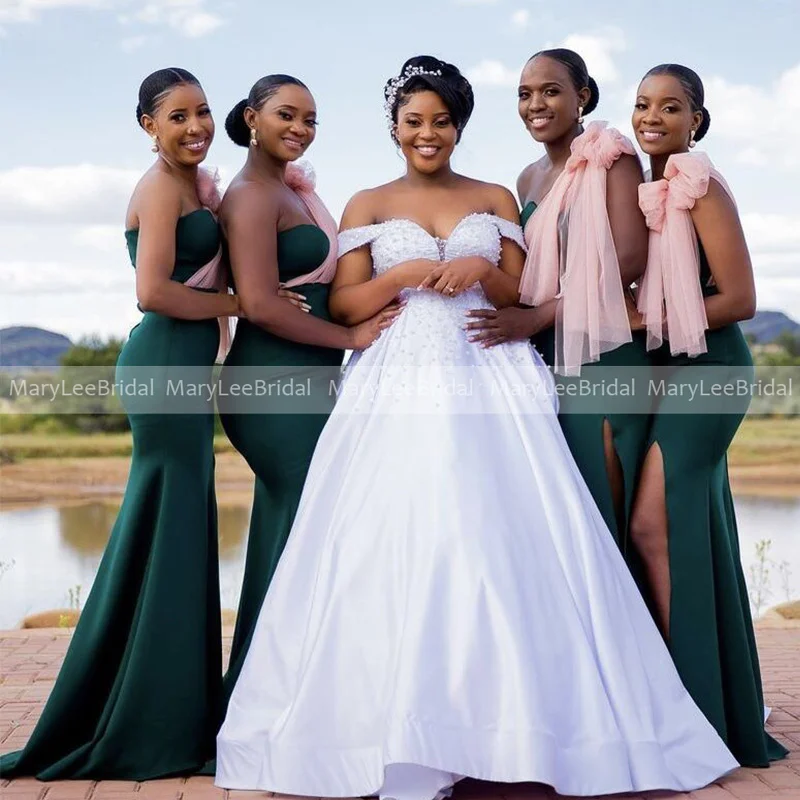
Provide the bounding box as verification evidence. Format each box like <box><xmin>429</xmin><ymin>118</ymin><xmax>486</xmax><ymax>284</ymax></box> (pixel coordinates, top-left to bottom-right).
<box><xmin>1</xmin><ymin>417</ymin><xmax>798</xmax><ymax>467</ymax></box>
<box><xmin>0</xmin><ymin>432</ymin><xmax>236</xmax><ymax>461</ymax></box>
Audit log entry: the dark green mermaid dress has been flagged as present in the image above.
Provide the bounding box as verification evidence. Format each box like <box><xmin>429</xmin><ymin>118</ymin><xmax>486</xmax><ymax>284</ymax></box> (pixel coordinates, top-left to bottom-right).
<box><xmin>521</xmin><ymin>200</ymin><xmax>651</xmax><ymax>549</ymax></box>
<box><xmin>0</xmin><ymin>209</ymin><xmax>224</xmax><ymax>780</ymax></box>
<box><xmin>641</xmin><ymin>242</ymin><xmax>787</xmax><ymax>767</ymax></box>
<box><xmin>218</xmin><ymin>224</ymin><xmax>344</xmax><ymax>698</ymax></box>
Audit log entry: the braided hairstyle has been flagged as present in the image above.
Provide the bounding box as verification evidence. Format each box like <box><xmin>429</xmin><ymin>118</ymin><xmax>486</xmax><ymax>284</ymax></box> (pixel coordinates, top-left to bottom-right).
<box><xmin>642</xmin><ymin>63</ymin><xmax>711</xmax><ymax>141</ymax></box>
<box><xmin>226</xmin><ymin>75</ymin><xmax>309</xmax><ymax>147</ymax></box>
<box><xmin>136</xmin><ymin>67</ymin><xmax>201</xmax><ymax>127</ymax></box>
<box><xmin>528</xmin><ymin>48</ymin><xmax>599</xmax><ymax>116</ymax></box>
<box><xmin>385</xmin><ymin>55</ymin><xmax>475</xmax><ymax>144</ymax></box>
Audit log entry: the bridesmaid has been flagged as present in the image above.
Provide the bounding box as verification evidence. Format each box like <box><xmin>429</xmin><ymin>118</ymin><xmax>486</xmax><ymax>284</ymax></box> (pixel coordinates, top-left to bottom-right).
<box><xmin>0</xmin><ymin>68</ymin><xmax>238</xmax><ymax>779</ymax></box>
<box><xmin>628</xmin><ymin>63</ymin><xmax>788</xmax><ymax>766</ymax></box>
<box><xmin>218</xmin><ymin>74</ymin><xmax>398</xmax><ymax>699</ymax></box>
<box><xmin>466</xmin><ymin>48</ymin><xmax>650</xmax><ymax>547</ymax></box>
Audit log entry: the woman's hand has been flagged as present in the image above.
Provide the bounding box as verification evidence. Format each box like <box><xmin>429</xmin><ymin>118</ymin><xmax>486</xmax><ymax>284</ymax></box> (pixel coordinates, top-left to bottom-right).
<box><xmin>419</xmin><ymin>256</ymin><xmax>493</xmax><ymax>297</ymax></box>
<box><xmin>463</xmin><ymin>307</ymin><xmax>540</xmax><ymax>347</ymax></box>
<box><xmin>349</xmin><ymin>299</ymin><xmax>405</xmax><ymax>350</ymax></box>
<box><xmin>277</xmin><ymin>284</ymin><xmax>312</xmax><ymax>313</ymax></box>
<box><xmin>391</xmin><ymin>259</ymin><xmax>441</xmax><ymax>291</ymax></box>
<box><xmin>625</xmin><ymin>290</ymin><xmax>646</xmax><ymax>331</ymax></box>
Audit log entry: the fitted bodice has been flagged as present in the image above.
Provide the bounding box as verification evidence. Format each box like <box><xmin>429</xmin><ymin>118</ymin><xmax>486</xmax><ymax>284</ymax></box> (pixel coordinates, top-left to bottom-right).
<box><xmin>338</xmin><ymin>214</ymin><xmax>532</xmax><ymax>367</ymax></box>
<box><xmin>125</xmin><ymin>209</ymin><xmax>220</xmax><ymax>284</ymax></box>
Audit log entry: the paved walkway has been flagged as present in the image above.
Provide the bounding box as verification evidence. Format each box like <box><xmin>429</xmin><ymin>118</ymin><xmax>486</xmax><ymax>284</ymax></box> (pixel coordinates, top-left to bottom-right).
<box><xmin>1</xmin><ymin>621</ymin><xmax>798</xmax><ymax>800</ymax></box>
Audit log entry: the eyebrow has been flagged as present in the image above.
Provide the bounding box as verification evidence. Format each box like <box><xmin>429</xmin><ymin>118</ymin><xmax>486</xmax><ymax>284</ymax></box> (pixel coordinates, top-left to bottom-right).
<box><xmin>276</xmin><ymin>104</ymin><xmax>316</xmax><ymax>115</ymax></box>
<box><xmin>403</xmin><ymin>110</ymin><xmax>451</xmax><ymax>116</ymax></box>
<box><xmin>167</xmin><ymin>103</ymin><xmax>208</xmax><ymax>113</ymax></box>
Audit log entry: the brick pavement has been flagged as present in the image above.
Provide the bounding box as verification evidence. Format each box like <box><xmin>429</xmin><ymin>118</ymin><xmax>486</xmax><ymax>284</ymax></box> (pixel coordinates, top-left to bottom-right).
<box><xmin>1</xmin><ymin>622</ymin><xmax>798</xmax><ymax>800</ymax></box>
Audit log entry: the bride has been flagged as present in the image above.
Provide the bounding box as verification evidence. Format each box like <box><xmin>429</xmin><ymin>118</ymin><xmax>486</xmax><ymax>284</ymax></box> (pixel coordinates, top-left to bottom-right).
<box><xmin>215</xmin><ymin>55</ymin><xmax>738</xmax><ymax>800</ymax></box>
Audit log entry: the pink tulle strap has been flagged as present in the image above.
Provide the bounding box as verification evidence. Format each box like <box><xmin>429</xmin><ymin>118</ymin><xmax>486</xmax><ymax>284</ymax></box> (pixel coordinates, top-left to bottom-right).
<box><xmin>636</xmin><ymin>152</ymin><xmax>730</xmax><ymax>356</ymax></box>
<box><xmin>281</xmin><ymin>161</ymin><xmax>339</xmax><ymax>288</ymax></box>
<box><xmin>185</xmin><ymin>247</ymin><xmax>232</xmax><ymax>362</ymax></box>
<box><xmin>520</xmin><ymin>121</ymin><xmax>635</xmax><ymax>375</ymax></box>
<box><xmin>196</xmin><ymin>167</ymin><xmax>222</xmax><ymax>214</ymax></box>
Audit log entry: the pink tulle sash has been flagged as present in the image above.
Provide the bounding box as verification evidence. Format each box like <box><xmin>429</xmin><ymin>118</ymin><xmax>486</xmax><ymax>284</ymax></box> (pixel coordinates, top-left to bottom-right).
<box><xmin>184</xmin><ymin>167</ymin><xmax>232</xmax><ymax>361</ymax></box>
<box><xmin>636</xmin><ymin>152</ymin><xmax>734</xmax><ymax>356</ymax></box>
<box><xmin>521</xmin><ymin>122</ymin><xmax>635</xmax><ymax>376</ymax></box>
<box><xmin>280</xmin><ymin>161</ymin><xmax>339</xmax><ymax>288</ymax></box>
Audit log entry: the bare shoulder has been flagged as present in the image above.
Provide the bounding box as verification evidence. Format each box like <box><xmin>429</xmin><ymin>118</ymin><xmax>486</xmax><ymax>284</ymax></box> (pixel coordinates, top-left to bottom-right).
<box><xmin>126</xmin><ymin>168</ymin><xmax>181</xmax><ymax>225</ymax></box>
<box><xmin>609</xmin><ymin>151</ymin><xmax>644</xmax><ymax>181</ymax></box>
<box><xmin>340</xmin><ymin>183</ymin><xmax>398</xmax><ymax>228</ymax></box>
<box><xmin>516</xmin><ymin>159</ymin><xmax>546</xmax><ymax>203</ymax></box>
<box><xmin>221</xmin><ymin>176</ymin><xmax>280</xmax><ymax>219</ymax></box>
<box><xmin>693</xmin><ymin>174</ymin><xmax>738</xmax><ymax>218</ymax></box>
<box><xmin>463</xmin><ymin>178</ymin><xmax>519</xmax><ymax>218</ymax></box>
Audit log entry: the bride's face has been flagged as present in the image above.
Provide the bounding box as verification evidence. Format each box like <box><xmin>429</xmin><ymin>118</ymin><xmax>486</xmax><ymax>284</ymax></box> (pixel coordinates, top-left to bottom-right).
<box><xmin>395</xmin><ymin>90</ymin><xmax>457</xmax><ymax>174</ymax></box>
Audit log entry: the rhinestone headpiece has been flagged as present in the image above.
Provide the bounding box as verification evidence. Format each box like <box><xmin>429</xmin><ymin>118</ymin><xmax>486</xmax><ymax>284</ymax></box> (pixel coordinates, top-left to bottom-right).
<box><xmin>384</xmin><ymin>65</ymin><xmax>443</xmax><ymax>130</ymax></box>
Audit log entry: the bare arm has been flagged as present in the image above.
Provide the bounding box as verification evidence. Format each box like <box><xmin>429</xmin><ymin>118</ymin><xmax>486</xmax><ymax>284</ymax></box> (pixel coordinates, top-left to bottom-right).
<box><xmin>516</xmin><ymin>163</ymin><xmax>535</xmax><ymax>207</ymax></box>
<box><xmin>133</xmin><ymin>174</ymin><xmax>238</xmax><ymax>319</ymax></box>
<box><xmin>329</xmin><ymin>191</ymin><xmax>437</xmax><ymax>325</ymax></box>
<box><xmin>690</xmin><ymin>179</ymin><xmax>756</xmax><ymax>328</ymax></box>
<box><xmin>606</xmin><ymin>153</ymin><xmax>648</xmax><ymax>287</ymax></box>
<box><xmin>223</xmin><ymin>184</ymin><xmax>357</xmax><ymax>349</ymax></box>
<box><xmin>480</xmin><ymin>186</ymin><xmax>525</xmax><ymax>308</ymax></box>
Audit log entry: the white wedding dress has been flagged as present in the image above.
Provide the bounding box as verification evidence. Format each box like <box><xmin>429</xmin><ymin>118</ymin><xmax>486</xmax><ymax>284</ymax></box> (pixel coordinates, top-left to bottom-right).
<box><xmin>215</xmin><ymin>214</ymin><xmax>738</xmax><ymax>798</ymax></box>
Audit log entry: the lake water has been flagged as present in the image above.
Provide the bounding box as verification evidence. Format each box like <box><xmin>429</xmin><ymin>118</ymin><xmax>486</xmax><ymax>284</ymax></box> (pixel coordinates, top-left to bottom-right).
<box><xmin>1</xmin><ymin>496</ymin><xmax>798</xmax><ymax>630</ymax></box>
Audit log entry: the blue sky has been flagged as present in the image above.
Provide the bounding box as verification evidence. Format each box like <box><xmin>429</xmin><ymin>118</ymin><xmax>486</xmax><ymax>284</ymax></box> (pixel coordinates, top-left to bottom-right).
<box><xmin>2</xmin><ymin>0</ymin><xmax>798</xmax><ymax>339</ymax></box>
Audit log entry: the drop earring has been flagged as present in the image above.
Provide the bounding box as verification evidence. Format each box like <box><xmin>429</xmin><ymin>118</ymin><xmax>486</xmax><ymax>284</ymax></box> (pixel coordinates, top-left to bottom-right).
<box><xmin>150</xmin><ymin>137</ymin><xmax>159</xmax><ymax>153</ymax></box>
<box><xmin>249</xmin><ymin>127</ymin><xmax>258</xmax><ymax>147</ymax></box>
<box><xmin>689</xmin><ymin>129</ymin><xmax>696</xmax><ymax>148</ymax></box>
<box><xmin>577</xmin><ymin>106</ymin><xmax>584</xmax><ymax>125</ymax></box>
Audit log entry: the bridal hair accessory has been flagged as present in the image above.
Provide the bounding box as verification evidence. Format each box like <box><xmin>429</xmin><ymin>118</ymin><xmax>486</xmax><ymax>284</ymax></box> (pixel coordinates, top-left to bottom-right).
<box><xmin>384</xmin><ymin>65</ymin><xmax>443</xmax><ymax>129</ymax></box>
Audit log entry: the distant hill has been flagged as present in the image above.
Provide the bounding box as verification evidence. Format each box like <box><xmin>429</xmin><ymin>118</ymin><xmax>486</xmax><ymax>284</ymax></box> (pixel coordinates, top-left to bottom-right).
<box><xmin>0</xmin><ymin>326</ymin><xmax>73</xmax><ymax>369</ymax></box>
<box><xmin>741</xmin><ymin>311</ymin><xmax>800</xmax><ymax>344</ymax></box>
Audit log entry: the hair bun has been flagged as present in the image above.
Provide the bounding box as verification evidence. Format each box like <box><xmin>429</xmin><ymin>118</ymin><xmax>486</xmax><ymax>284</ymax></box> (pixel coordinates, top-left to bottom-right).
<box><xmin>225</xmin><ymin>98</ymin><xmax>251</xmax><ymax>148</ymax></box>
<box><xmin>584</xmin><ymin>76</ymin><xmax>600</xmax><ymax>116</ymax></box>
<box><xmin>135</xmin><ymin>102</ymin><xmax>144</xmax><ymax>126</ymax></box>
<box><xmin>696</xmin><ymin>105</ymin><xmax>711</xmax><ymax>141</ymax></box>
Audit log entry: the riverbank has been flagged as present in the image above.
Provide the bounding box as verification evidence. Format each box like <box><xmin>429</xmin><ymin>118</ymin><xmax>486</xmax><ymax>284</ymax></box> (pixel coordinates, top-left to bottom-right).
<box><xmin>1</xmin><ymin>418</ymin><xmax>798</xmax><ymax>508</ymax></box>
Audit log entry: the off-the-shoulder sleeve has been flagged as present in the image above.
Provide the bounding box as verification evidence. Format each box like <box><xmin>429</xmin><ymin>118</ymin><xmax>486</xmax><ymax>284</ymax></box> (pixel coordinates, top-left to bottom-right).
<box><xmin>492</xmin><ymin>217</ymin><xmax>527</xmax><ymax>251</ymax></box>
<box><xmin>338</xmin><ymin>224</ymin><xmax>384</xmax><ymax>256</ymax></box>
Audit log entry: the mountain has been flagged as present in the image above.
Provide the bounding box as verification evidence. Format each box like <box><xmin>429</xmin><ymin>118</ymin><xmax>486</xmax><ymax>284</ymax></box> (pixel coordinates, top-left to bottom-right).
<box><xmin>0</xmin><ymin>326</ymin><xmax>73</xmax><ymax>369</ymax></box>
<box><xmin>741</xmin><ymin>311</ymin><xmax>800</xmax><ymax>344</ymax></box>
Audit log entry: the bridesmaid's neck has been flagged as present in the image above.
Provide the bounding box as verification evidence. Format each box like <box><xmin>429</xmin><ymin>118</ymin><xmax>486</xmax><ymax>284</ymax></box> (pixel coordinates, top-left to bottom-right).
<box><xmin>246</xmin><ymin>147</ymin><xmax>289</xmax><ymax>183</ymax></box>
<box><xmin>543</xmin><ymin>123</ymin><xmax>583</xmax><ymax>171</ymax></box>
<box><xmin>650</xmin><ymin>146</ymin><xmax>689</xmax><ymax>181</ymax></box>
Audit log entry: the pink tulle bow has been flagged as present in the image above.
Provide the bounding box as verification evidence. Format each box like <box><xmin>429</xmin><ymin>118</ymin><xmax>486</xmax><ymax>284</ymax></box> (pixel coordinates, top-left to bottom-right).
<box><xmin>520</xmin><ymin>121</ymin><xmax>635</xmax><ymax>376</ymax></box>
<box><xmin>196</xmin><ymin>166</ymin><xmax>222</xmax><ymax>214</ymax></box>
<box><xmin>636</xmin><ymin>152</ymin><xmax>729</xmax><ymax>356</ymax></box>
<box><xmin>281</xmin><ymin>161</ymin><xmax>339</xmax><ymax>288</ymax></box>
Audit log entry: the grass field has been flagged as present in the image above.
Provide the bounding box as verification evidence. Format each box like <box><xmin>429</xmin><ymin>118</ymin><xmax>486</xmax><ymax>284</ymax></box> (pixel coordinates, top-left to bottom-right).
<box><xmin>2</xmin><ymin>417</ymin><xmax>798</xmax><ymax>466</ymax></box>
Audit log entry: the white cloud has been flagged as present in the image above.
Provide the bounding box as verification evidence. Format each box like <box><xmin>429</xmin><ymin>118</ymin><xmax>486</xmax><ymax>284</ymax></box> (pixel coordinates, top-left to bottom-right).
<box><xmin>705</xmin><ymin>63</ymin><xmax>800</xmax><ymax>170</ymax></box>
<box><xmin>560</xmin><ymin>26</ymin><xmax>626</xmax><ymax>84</ymax></box>
<box><xmin>0</xmin><ymin>165</ymin><xmax>139</xmax><ymax>225</ymax></box>
<box><xmin>511</xmin><ymin>9</ymin><xmax>529</xmax><ymax>29</ymax></box>
<box><xmin>0</xmin><ymin>260</ymin><xmax>131</xmax><ymax>294</ymax></box>
<box><xmin>1</xmin><ymin>0</ymin><xmax>224</xmax><ymax>38</ymax></box>
<box><xmin>0</xmin><ymin>0</ymin><xmax>107</xmax><ymax>25</ymax></box>
<box><xmin>466</xmin><ymin>59</ymin><xmax>520</xmax><ymax>87</ymax></box>
<box><xmin>132</xmin><ymin>0</ymin><xmax>223</xmax><ymax>37</ymax></box>
<box><xmin>71</xmin><ymin>225</ymin><xmax>124</xmax><ymax>253</ymax></box>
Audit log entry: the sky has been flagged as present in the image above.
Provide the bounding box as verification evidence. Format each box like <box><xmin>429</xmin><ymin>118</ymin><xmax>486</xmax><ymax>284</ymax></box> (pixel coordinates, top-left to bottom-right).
<box><xmin>1</xmin><ymin>0</ymin><xmax>799</xmax><ymax>340</ymax></box>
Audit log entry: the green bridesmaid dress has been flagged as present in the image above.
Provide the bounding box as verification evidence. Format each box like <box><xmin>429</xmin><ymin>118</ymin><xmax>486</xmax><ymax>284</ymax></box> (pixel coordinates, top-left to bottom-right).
<box><xmin>0</xmin><ymin>210</ymin><xmax>224</xmax><ymax>780</ymax></box>
<box><xmin>640</xmin><ymin>242</ymin><xmax>787</xmax><ymax>767</ymax></box>
<box><xmin>218</xmin><ymin>224</ymin><xmax>344</xmax><ymax>699</ymax></box>
<box><xmin>521</xmin><ymin>201</ymin><xmax>651</xmax><ymax>550</ymax></box>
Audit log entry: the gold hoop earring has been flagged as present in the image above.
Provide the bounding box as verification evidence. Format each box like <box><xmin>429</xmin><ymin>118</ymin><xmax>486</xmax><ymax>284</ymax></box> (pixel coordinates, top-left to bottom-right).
<box><xmin>249</xmin><ymin>127</ymin><xmax>258</xmax><ymax>147</ymax></box>
<box><xmin>577</xmin><ymin>106</ymin><xmax>584</xmax><ymax>125</ymax></box>
<box><xmin>689</xmin><ymin>129</ymin><xmax>696</xmax><ymax>148</ymax></box>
